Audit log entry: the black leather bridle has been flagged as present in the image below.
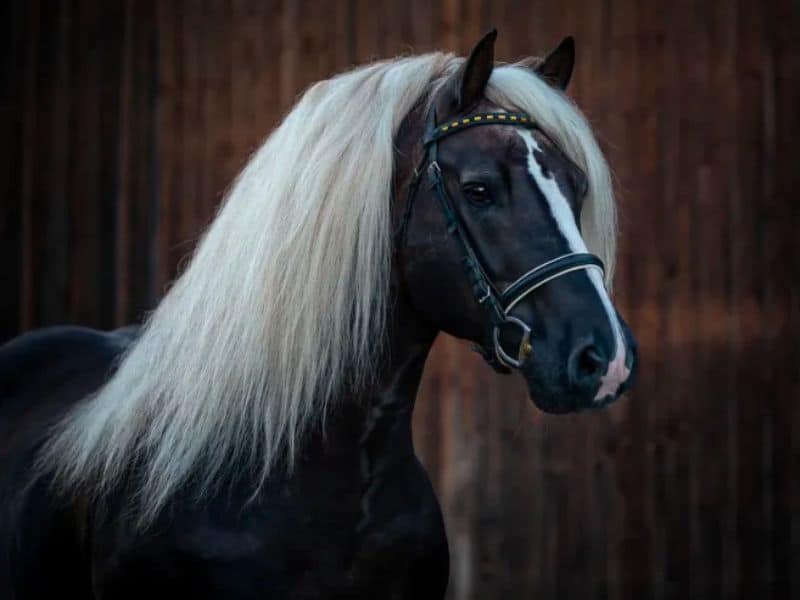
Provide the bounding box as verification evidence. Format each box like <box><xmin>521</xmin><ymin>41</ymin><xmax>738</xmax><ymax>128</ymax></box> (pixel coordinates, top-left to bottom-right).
<box><xmin>401</xmin><ymin>110</ymin><xmax>605</xmax><ymax>373</ymax></box>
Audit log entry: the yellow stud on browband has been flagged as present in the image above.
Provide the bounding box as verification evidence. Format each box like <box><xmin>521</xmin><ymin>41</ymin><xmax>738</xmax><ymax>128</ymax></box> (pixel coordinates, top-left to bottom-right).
<box><xmin>426</xmin><ymin>113</ymin><xmax>536</xmax><ymax>144</ymax></box>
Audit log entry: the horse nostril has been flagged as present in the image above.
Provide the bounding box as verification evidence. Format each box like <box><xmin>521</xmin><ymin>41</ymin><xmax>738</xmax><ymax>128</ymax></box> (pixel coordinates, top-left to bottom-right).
<box><xmin>580</xmin><ymin>347</ymin><xmax>605</xmax><ymax>376</ymax></box>
<box><xmin>568</xmin><ymin>341</ymin><xmax>608</xmax><ymax>390</ymax></box>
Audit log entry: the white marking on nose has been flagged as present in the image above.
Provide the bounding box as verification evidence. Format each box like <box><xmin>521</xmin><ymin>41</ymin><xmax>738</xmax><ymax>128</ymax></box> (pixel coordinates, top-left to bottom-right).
<box><xmin>517</xmin><ymin>130</ymin><xmax>629</xmax><ymax>401</ymax></box>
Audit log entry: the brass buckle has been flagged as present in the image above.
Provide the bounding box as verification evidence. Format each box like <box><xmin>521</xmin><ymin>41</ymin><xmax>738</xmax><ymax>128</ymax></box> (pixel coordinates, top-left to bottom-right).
<box><xmin>492</xmin><ymin>316</ymin><xmax>533</xmax><ymax>369</ymax></box>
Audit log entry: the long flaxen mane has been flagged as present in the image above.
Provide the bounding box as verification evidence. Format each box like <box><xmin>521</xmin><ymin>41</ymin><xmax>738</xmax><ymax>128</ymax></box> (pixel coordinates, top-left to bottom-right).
<box><xmin>39</xmin><ymin>51</ymin><xmax>617</xmax><ymax>527</ymax></box>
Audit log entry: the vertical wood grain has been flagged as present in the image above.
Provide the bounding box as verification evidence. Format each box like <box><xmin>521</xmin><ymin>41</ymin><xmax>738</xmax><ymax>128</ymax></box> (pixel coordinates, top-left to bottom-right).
<box><xmin>115</xmin><ymin>0</ymin><xmax>159</xmax><ymax>325</ymax></box>
<box><xmin>0</xmin><ymin>0</ymin><xmax>28</xmax><ymax>339</ymax></box>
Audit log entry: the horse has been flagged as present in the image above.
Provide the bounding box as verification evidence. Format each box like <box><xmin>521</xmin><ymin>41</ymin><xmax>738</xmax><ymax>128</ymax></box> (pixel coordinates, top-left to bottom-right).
<box><xmin>0</xmin><ymin>31</ymin><xmax>637</xmax><ymax>599</ymax></box>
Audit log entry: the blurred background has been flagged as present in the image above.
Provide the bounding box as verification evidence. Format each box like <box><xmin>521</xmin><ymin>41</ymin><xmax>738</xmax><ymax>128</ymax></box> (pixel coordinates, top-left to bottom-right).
<box><xmin>1</xmin><ymin>0</ymin><xmax>798</xmax><ymax>598</ymax></box>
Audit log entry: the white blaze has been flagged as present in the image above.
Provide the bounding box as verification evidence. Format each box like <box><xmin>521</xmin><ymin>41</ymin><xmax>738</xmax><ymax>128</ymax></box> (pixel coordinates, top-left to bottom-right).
<box><xmin>517</xmin><ymin>130</ymin><xmax>629</xmax><ymax>401</ymax></box>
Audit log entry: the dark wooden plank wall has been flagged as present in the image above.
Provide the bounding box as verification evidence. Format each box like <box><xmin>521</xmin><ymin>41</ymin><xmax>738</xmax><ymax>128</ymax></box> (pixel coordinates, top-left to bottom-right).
<box><xmin>1</xmin><ymin>1</ymin><xmax>798</xmax><ymax>598</ymax></box>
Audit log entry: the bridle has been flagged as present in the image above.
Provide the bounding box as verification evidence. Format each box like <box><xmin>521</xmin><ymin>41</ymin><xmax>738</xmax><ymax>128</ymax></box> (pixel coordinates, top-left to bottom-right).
<box><xmin>400</xmin><ymin>109</ymin><xmax>605</xmax><ymax>373</ymax></box>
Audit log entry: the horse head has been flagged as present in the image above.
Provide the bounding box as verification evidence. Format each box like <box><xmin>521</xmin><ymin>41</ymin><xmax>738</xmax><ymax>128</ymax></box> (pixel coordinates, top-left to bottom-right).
<box><xmin>397</xmin><ymin>32</ymin><xmax>638</xmax><ymax>413</ymax></box>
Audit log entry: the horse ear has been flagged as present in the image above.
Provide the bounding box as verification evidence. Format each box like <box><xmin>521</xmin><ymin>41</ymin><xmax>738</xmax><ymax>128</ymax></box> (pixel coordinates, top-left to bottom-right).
<box><xmin>458</xmin><ymin>29</ymin><xmax>497</xmax><ymax>110</ymax></box>
<box><xmin>436</xmin><ymin>30</ymin><xmax>497</xmax><ymax>117</ymax></box>
<box><xmin>534</xmin><ymin>37</ymin><xmax>575</xmax><ymax>90</ymax></box>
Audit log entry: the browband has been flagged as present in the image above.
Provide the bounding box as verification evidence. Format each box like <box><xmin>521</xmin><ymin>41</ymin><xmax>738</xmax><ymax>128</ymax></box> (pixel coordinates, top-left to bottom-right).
<box><xmin>424</xmin><ymin>112</ymin><xmax>536</xmax><ymax>145</ymax></box>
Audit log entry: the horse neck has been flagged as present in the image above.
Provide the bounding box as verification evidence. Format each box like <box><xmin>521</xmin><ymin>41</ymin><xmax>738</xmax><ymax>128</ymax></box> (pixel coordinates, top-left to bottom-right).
<box><xmin>351</xmin><ymin>106</ymin><xmax>434</xmax><ymax>459</ymax></box>
<box><xmin>354</xmin><ymin>284</ymin><xmax>436</xmax><ymax>461</ymax></box>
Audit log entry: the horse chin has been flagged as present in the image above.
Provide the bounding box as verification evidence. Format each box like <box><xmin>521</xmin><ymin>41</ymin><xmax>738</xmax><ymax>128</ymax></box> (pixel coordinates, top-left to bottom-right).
<box><xmin>523</xmin><ymin>380</ymin><xmax>583</xmax><ymax>414</ymax></box>
<box><xmin>522</xmin><ymin>372</ymin><xmax>631</xmax><ymax>415</ymax></box>
<box><xmin>520</xmin><ymin>365</ymin><xmax>618</xmax><ymax>415</ymax></box>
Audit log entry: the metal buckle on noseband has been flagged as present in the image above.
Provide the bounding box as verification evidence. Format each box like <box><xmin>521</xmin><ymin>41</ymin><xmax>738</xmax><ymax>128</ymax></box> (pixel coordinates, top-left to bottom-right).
<box><xmin>407</xmin><ymin>110</ymin><xmax>606</xmax><ymax>372</ymax></box>
<box><xmin>492</xmin><ymin>316</ymin><xmax>533</xmax><ymax>369</ymax></box>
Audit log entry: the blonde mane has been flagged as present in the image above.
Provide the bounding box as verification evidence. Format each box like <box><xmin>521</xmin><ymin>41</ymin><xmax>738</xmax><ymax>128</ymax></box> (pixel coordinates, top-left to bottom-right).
<box><xmin>39</xmin><ymin>52</ymin><xmax>617</xmax><ymax>526</ymax></box>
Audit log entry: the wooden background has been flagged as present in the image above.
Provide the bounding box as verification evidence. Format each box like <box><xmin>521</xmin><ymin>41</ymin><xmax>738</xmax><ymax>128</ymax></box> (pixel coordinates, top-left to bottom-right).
<box><xmin>1</xmin><ymin>0</ymin><xmax>798</xmax><ymax>597</ymax></box>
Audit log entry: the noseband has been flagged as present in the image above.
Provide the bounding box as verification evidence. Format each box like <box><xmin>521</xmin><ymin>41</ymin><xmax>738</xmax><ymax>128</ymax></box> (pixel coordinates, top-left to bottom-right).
<box><xmin>402</xmin><ymin>110</ymin><xmax>605</xmax><ymax>373</ymax></box>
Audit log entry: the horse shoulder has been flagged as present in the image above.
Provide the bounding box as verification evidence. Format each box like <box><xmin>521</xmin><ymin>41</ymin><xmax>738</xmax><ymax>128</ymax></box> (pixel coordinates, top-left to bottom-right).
<box><xmin>0</xmin><ymin>325</ymin><xmax>136</xmax><ymax>409</ymax></box>
<box><xmin>0</xmin><ymin>325</ymin><xmax>137</xmax><ymax>597</ymax></box>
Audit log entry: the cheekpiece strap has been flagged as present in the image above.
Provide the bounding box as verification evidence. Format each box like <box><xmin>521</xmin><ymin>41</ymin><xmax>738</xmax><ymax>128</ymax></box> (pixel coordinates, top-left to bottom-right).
<box><xmin>424</xmin><ymin>112</ymin><xmax>536</xmax><ymax>145</ymax></box>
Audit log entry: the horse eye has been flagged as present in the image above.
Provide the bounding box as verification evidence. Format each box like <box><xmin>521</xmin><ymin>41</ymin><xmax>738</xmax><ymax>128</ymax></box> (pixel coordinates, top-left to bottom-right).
<box><xmin>462</xmin><ymin>183</ymin><xmax>492</xmax><ymax>206</ymax></box>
